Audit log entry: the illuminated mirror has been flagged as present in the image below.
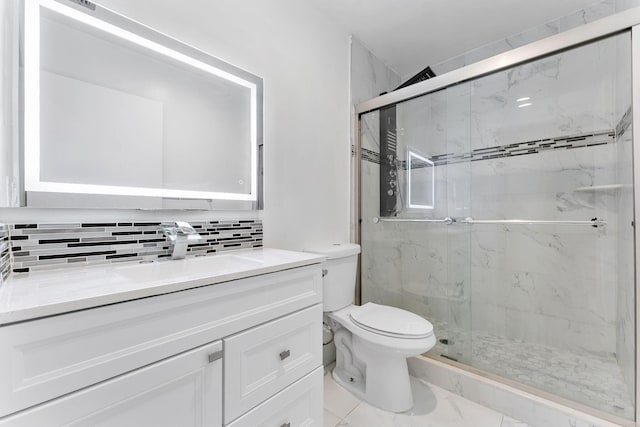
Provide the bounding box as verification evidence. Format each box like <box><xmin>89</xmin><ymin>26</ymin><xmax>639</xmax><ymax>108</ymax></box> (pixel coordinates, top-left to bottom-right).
<box><xmin>22</xmin><ymin>0</ymin><xmax>263</xmax><ymax>209</ymax></box>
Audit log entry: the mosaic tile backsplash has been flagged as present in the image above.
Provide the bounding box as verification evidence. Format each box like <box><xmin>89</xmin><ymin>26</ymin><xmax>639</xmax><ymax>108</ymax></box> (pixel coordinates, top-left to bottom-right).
<box><xmin>0</xmin><ymin>225</ymin><xmax>10</xmax><ymax>281</ymax></box>
<box><xmin>8</xmin><ymin>220</ymin><xmax>263</xmax><ymax>274</ymax></box>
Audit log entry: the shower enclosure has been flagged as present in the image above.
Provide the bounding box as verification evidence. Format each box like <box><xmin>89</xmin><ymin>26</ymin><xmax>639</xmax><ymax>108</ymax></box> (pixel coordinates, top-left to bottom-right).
<box><xmin>357</xmin><ymin>14</ymin><xmax>638</xmax><ymax>425</ymax></box>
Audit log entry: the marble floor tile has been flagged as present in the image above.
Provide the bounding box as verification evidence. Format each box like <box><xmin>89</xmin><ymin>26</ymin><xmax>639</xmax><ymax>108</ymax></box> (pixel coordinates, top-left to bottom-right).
<box><xmin>323</xmin><ymin>367</ymin><xmax>361</xmax><ymax>419</ymax></box>
<box><xmin>500</xmin><ymin>416</ymin><xmax>531</xmax><ymax>427</ymax></box>
<box><xmin>324</xmin><ymin>367</ymin><xmax>516</xmax><ymax>427</ymax></box>
<box><xmin>323</xmin><ymin>409</ymin><xmax>342</xmax><ymax>427</ymax></box>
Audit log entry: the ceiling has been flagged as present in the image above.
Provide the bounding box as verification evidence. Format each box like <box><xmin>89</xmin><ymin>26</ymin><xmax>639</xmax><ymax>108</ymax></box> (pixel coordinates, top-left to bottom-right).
<box><xmin>307</xmin><ymin>0</ymin><xmax>602</xmax><ymax>79</ymax></box>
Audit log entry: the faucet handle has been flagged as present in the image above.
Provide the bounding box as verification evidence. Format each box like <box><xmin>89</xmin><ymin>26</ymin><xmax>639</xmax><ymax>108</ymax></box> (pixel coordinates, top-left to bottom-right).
<box><xmin>174</xmin><ymin>221</ymin><xmax>197</xmax><ymax>236</ymax></box>
<box><xmin>161</xmin><ymin>221</ymin><xmax>201</xmax><ymax>240</ymax></box>
<box><xmin>160</xmin><ymin>221</ymin><xmax>202</xmax><ymax>260</ymax></box>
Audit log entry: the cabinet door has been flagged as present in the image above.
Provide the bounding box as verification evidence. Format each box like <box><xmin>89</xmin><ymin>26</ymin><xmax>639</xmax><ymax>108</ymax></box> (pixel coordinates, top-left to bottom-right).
<box><xmin>0</xmin><ymin>341</ymin><xmax>222</xmax><ymax>427</ymax></box>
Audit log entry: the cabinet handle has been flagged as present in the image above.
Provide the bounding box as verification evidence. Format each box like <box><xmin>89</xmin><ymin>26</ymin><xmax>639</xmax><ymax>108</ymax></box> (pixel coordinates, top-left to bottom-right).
<box><xmin>280</xmin><ymin>423</ymin><xmax>291</xmax><ymax>427</ymax></box>
<box><xmin>208</xmin><ymin>350</ymin><xmax>223</xmax><ymax>363</ymax></box>
<box><xmin>279</xmin><ymin>349</ymin><xmax>290</xmax><ymax>360</ymax></box>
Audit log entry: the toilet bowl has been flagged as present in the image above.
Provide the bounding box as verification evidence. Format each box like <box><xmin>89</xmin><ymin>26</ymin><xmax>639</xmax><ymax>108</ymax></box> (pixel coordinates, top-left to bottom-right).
<box><xmin>328</xmin><ymin>303</ymin><xmax>435</xmax><ymax>412</ymax></box>
<box><xmin>306</xmin><ymin>243</ymin><xmax>436</xmax><ymax>413</ymax></box>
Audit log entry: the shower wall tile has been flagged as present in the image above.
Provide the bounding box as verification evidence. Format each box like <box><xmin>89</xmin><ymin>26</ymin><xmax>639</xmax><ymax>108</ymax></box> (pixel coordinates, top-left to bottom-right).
<box><xmin>430</xmin><ymin>1</ymin><xmax>616</xmax><ymax>77</ymax></box>
<box><xmin>350</xmin><ymin>37</ymin><xmax>401</xmax><ymax>106</ymax></box>
<box><xmin>363</xmin><ymin>144</ymin><xmax>620</xmax><ymax>355</ymax></box>
<box><xmin>616</xmin><ymin>0</ymin><xmax>640</xmax><ymax>11</ymax></box>
<box><xmin>467</xmin><ymin>141</ymin><xmax>619</xmax><ymax>355</ymax></box>
<box><xmin>351</xmin><ymin>37</ymin><xmax>401</xmax><ymax>155</ymax></box>
<box><xmin>468</xmin><ymin>36</ymin><xmax>619</xmax><ymax>154</ymax></box>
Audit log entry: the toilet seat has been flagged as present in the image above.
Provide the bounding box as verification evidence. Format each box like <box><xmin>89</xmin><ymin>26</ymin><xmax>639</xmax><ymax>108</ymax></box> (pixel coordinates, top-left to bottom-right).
<box><xmin>348</xmin><ymin>303</ymin><xmax>433</xmax><ymax>339</ymax></box>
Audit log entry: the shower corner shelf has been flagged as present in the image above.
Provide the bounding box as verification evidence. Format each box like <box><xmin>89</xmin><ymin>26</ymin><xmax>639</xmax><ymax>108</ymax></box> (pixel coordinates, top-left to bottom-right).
<box><xmin>573</xmin><ymin>184</ymin><xmax>626</xmax><ymax>192</ymax></box>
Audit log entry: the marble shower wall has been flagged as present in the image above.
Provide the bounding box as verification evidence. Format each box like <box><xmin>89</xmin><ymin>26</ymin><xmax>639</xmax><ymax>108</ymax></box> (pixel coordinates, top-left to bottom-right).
<box><xmin>462</xmin><ymin>33</ymin><xmax>628</xmax><ymax>357</ymax></box>
<box><xmin>360</xmin><ymin>32</ymin><xmax>632</xmax><ymax>364</ymax></box>
<box><xmin>350</xmin><ymin>37</ymin><xmax>401</xmax><ymax>106</ymax></box>
<box><xmin>350</xmin><ymin>37</ymin><xmax>401</xmax><ymax>242</ymax></box>
<box><xmin>429</xmin><ymin>0</ymin><xmax>640</xmax><ymax>79</ymax></box>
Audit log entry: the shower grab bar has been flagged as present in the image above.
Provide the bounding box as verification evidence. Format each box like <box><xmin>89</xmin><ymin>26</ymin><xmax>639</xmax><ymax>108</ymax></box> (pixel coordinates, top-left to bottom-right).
<box><xmin>371</xmin><ymin>217</ymin><xmax>606</xmax><ymax>227</ymax></box>
<box><xmin>372</xmin><ymin>217</ymin><xmax>455</xmax><ymax>225</ymax></box>
<box><xmin>459</xmin><ymin>218</ymin><xmax>606</xmax><ymax>227</ymax></box>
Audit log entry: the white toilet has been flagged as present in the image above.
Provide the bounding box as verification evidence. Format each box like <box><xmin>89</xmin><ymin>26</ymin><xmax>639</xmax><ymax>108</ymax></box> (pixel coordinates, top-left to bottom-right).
<box><xmin>307</xmin><ymin>243</ymin><xmax>436</xmax><ymax>413</ymax></box>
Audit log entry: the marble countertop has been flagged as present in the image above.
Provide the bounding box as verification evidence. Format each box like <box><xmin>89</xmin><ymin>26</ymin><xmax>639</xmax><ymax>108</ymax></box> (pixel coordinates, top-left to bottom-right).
<box><xmin>0</xmin><ymin>248</ymin><xmax>325</xmax><ymax>326</ymax></box>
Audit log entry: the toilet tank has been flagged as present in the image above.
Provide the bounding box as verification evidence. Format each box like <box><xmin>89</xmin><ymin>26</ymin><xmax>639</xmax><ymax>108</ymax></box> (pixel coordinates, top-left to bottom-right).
<box><xmin>306</xmin><ymin>243</ymin><xmax>361</xmax><ymax>312</ymax></box>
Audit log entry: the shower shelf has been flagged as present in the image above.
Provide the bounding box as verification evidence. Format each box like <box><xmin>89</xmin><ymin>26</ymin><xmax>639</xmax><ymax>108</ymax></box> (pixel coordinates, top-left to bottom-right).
<box><xmin>573</xmin><ymin>184</ymin><xmax>626</xmax><ymax>192</ymax></box>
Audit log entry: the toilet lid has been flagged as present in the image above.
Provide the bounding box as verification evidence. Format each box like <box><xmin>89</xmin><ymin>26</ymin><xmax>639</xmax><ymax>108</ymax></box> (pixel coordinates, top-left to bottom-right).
<box><xmin>349</xmin><ymin>303</ymin><xmax>433</xmax><ymax>339</ymax></box>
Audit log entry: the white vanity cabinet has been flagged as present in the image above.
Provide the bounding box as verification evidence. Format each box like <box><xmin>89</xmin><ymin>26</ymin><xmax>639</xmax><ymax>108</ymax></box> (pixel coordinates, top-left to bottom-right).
<box><xmin>0</xmin><ymin>261</ymin><xmax>324</xmax><ymax>426</ymax></box>
<box><xmin>0</xmin><ymin>341</ymin><xmax>224</xmax><ymax>427</ymax></box>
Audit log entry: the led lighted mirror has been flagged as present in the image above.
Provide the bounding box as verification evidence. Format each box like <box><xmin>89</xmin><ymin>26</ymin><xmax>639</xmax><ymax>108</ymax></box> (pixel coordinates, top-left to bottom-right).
<box><xmin>406</xmin><ymin>149</ymin><xmax>435</xmax><ymax>209</ymax></box>
<box><xmin>23</xmin><ymin>0</ymin><xmax>263</xmax><ymax>208</ymax></box>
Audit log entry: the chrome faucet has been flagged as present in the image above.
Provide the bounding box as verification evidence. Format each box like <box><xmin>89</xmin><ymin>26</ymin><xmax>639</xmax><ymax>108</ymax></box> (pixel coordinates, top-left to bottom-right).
<box><xmin>160</xmin><ymin>221</ymin><xmax>202</xmax><ymax>260</ymax></box>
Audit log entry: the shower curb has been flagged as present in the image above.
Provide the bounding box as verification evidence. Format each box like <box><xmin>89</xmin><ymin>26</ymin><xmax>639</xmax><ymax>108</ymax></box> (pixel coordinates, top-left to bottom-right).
<box><xmin>408</xmin><ymin>356</ymin><xmax>630</xmax><ymax>427</ymax></box>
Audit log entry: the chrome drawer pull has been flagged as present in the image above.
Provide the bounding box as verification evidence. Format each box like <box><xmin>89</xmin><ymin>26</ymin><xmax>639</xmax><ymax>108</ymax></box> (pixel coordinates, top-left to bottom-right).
<box><xmin>280</xmin><ymin>423</ymin><xmax>291</xmax><ymax>427</ymax></box>
<box><xmin>279</xmin><ymin>349</ymin><xmax>290</xmax><ymax>360</ymax></box>
<box><xmin>208</xmin><ymin>350</ymin><xmax>223</xmax><ymax>363</ymax></box>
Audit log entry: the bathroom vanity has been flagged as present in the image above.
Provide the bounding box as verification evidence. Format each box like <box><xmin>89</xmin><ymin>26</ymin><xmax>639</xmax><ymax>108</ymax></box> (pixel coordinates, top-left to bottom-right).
<box><xmin>0</xmin><ymin>249</ymin><xmax>324</xmax><ymax>426</ymax></box>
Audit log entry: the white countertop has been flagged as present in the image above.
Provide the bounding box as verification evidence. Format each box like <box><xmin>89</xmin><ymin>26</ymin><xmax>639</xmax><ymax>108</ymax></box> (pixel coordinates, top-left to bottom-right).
<box><xmin>0</xmin><ymin>248</ymin><xmax>325</xmax><ymax>326</ymax></box>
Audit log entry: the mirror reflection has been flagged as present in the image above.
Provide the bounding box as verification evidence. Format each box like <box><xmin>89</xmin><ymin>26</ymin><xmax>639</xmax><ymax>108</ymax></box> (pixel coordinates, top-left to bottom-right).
<box><xmin>406</xmin><ymin>149</ymin><xmax>435</xmax><ymax>209</ymax></box>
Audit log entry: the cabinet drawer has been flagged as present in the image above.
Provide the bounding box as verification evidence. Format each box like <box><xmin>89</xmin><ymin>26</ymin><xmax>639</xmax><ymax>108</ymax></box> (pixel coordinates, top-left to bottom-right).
<box><xmin>0</xmin><ymin>265</ymin><xmax>321</xmax><ymax>417</ymax></box>
<box><xmin>224</xmin><ymin>304</ymin><xmax>322</xmax><ymax>423</ymax></box>
<box><xmin>226</xmin><ymin>367</ymin><xmax>323</xmax><ymax>427</ymax></box>
<box><xmin>0</xmin><ymin>341</ymin><xmax>222</xmax><ymax>427</ymax></box>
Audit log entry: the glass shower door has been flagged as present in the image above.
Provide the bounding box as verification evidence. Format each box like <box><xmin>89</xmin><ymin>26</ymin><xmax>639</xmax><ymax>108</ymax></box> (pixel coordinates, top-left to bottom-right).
<box><xmin>464</xmin><ymin>31</ymin><xmax>634</xmax><ymax>419</ymax></box>
<box><xmin>359</xmin><ymin>82</ymin><xmax>473</xmax><ymax>364</ymax></box>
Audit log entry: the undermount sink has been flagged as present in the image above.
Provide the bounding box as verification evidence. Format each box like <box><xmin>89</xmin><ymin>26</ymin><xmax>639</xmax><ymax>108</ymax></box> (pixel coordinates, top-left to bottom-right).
<box><xmin>116</xmin><ymin>253</ymin><xmax>264</xmax><ymax>282</ymax></box>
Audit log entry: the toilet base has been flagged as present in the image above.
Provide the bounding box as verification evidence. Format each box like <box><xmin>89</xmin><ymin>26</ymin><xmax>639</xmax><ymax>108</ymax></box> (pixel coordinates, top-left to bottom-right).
<box><xmin>331</xmin><ymin>334</ymin><xmax>415</xmax><ymax>413</ymax></box>
<box><xmin>331</xmin><ymin>349</ymin><xmax>414</xmax><ymax>413</ymax></box>
<box><xmin>327</xmin><ymin>305</ymin><xmax>436</xmax><ymax>413</ymax></box>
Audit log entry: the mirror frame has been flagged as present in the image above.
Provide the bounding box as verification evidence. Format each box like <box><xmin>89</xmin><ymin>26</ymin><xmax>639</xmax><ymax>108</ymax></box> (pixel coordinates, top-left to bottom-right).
<box><xmin>22</xmin><ymin>0</ymin><xmax>264</xmax><ymax>207</ymax></box>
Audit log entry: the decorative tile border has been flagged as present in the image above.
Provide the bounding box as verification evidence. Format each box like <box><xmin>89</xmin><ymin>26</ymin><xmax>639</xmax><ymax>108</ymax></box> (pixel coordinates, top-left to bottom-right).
<box><xmin>9</xmin><ymin>220</ymin><xmax>263</xmax><ymax>274</ymax></box>
<box><xmin>0</xmin><ymin>225</ymin><xmax>10</xmax><ymax>281</ymax></box>
<box><xmin>361</xmin><ymin>148</ymin><xmax>380</xmax><ymax>165</ymax></box>
<box><xmin>438</xmin><ymin>129</ymin><xmax>615</xmax><ymax>166</ymax></box>
<box><xmin>616</xmin><ymin>106</ymin><xmax>632</xmax><ymax>139</ymax></box>
<box><xmin>361</xmin><ymin>129</ymin><xmax>616</xmax><ymax>167</ymax></box>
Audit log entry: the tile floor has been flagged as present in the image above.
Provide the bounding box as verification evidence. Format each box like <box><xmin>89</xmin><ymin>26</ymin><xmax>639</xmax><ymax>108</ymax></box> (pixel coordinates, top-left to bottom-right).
<box><xmin>432</xmin><ymin>325</ymin><xmax>634</xmax><ymax>419</ymax></box>
<box><xmin>323</xmin><ymin>366</ymin><xmax>529</xmax><ymax>427</ymax></box>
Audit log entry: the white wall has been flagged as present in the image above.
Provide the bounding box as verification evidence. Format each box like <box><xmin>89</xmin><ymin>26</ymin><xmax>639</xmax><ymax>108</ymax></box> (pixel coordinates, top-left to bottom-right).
<box><xmin>0</xmin><ymin>0</ymin><xmax>20</xmax><ymax>207</ymax></box>
<box><xmin>1</xmin><ymin>0</ymin><xmax>352</xmax><ymax>250</ymax></box>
